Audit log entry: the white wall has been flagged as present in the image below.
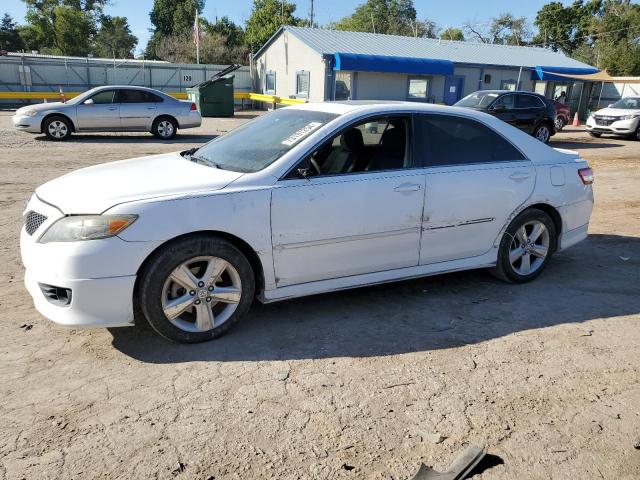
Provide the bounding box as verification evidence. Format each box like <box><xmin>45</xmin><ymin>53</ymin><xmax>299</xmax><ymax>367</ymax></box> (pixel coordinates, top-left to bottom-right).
<box><xmin>254</xmin><ymin>32</ymin><xmax>326</xmax><ymax>102</ymax></box>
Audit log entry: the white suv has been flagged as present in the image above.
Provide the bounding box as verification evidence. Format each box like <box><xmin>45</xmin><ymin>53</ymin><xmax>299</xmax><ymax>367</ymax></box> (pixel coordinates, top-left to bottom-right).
<box><xmin>586</xmin><ymin>96</ymin><xmax>640</xmax><ymax>140</ymax></box>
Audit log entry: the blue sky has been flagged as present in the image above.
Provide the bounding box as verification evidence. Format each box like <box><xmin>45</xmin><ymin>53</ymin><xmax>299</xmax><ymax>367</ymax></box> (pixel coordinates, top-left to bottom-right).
<box><xmin>3</xmin><ymin>0</ymin><xmax>573</xmax><ymax>53</ymax></box>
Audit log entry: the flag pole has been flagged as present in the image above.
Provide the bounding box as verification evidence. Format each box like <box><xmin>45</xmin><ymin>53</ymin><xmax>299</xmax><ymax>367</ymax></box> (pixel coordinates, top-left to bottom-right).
<box><xmin>194</xmin><ymin>9</ymin><xmax>200</xmax><ymax>65</ymax></box>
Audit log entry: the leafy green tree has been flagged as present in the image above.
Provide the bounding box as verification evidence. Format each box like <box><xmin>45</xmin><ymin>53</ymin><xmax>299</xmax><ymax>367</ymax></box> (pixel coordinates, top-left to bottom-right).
<box><xmin>92</xmin><ymin>15</ymin><xmax>138</xmax><ymax>58</ymax></box>
<box><xmin>21</xmin><ymin>0</ymin><xmax>107</xmax><ymax>55</ymax></box>
<box><xmin>245</xmin><ymin>0</ymin><xmax>301</xmax><ymax>51</ymax></box>
<box><xmin>334</xmin><ymin>0</ymin><xmax>427</xmax><ymax>37</ymax></box>
<box><xmin>147</xmin><ymin>0</ymin><xmax>204</xmax><ymax>58</ymax></box>
<box><xmin>0</xmin><ymin>13</ymin><xmax>25</xmax><ymax>51</ymax></box>
<box><xmin>533</xmin><ymin>0</ymin><xmax>602</xmax><ymax>55</ymax></box>
<box><xmin>203</xmin><ymin>16</ymin><xmax>245</xmax><ymax>47</ymax></box>
<box><xmin>592</xmin><ymin>0</ymin><xmax>640</xmax><ymax>75</ymax></box>
<box><xmin>440</xmin><ymin>27</ymin><xmax>465</xmax><ymax>41</ymax></box>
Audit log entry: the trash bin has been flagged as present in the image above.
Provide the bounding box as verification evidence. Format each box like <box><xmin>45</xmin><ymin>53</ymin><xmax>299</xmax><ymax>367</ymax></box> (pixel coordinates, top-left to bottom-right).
<box><xmin>187</xmin><ymin>74</ymin><xmax>235</xmax><ymax>118</ymax></box>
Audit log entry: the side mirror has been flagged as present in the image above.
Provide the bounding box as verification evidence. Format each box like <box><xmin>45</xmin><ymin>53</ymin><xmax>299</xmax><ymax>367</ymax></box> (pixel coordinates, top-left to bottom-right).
<box><xmin>83</xmin><ymin>98</ymin><xmax>94</xmax><ymax>106</ymax></box>
<box><xmin>608</xmin><ymin>104</ymin><xmax>613</xmax><ymax>108</ymax></box>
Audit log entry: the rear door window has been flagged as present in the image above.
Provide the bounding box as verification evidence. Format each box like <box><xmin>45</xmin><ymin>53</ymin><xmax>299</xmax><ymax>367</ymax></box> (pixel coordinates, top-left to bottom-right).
<box><xmin>516</xmin><ymin>94</ymin><xmax>544</xmax><ymax>109</ymax></box>
<box><xmin>118</xmin><ymin>90</ymin><xmax>152</xmax><ymax>103</ymax></box>
<box><xmin>413</xmin><ymin>114</ymin><xmax>526</xmax><ymax>167</ymax></box>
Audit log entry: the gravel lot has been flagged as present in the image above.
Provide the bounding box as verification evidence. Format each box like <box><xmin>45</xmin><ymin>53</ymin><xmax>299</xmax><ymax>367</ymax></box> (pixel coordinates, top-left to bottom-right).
<box><xmin>0</xmin><ymin>110</ymin><xmax>638</xmax><ymax>480</ymax></box>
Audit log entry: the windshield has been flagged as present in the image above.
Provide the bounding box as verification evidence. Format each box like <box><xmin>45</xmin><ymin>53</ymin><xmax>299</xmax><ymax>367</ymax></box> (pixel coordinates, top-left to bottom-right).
<box><xmin>455</xmin><ymin>92</ymin><xmax>500</xmax><ymax>108</ymax></box>
<box><xmin>610</xmin><ymin>97</ymin><xmax>640</xmax><ymax>109</ymax></box>
<box><xmin>191</xmin><ymin>109</ymin><xmax>339</xmax><ymax>172</ymax></box>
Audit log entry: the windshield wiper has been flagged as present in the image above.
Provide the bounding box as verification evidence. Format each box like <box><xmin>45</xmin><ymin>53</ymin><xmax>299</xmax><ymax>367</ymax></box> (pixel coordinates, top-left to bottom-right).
<box><xmin>180</xmin><ymin>147</ymin><xmax>199</xmax><ymax>158</ymax></box>
<box><xmin>190</xmin><ymin>155</ymin><xmax>225</xmax><ymax>170</ymax></box>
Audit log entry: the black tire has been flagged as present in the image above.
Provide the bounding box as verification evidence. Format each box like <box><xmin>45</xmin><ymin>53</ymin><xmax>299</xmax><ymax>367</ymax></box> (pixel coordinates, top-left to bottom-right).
<box><xmin>533</xmin><ymin>122</ymin><xmax>552</xmax><ymax>143</ymax></box>
<box><xmin>139</xmin><ymin>235</ymin><xmax>255</xmax><ymax>343</ymax></box>
<box><xmin>589</xmin><ymin>132</ymin><xmax>602</xmax><ymax>138</ymax></box>
<box><xmin>43</xmin><ymin>115</ymin><xmax>72</xmax><ymax>141</ymax></box>
<box><xmin>152</xmin><ymin>116</ymin><xmax>178</xmax><ymax>139</ymax></box>
<box><xmin>491</xmin><ymin>208</ymin><xmax>557</xmax><ymax>284</ymax></box>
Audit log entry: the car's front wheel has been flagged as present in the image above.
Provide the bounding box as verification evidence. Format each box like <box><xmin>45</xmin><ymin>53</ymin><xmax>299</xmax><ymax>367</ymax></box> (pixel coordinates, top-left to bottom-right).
<box><xmin>43</xmin><ymin>116</ymin><xmax>72</xmax><ymax>141</ymax></box>
<box><xmin>492</xmin><ymin>208</ymin><xmax>557</xmax><ymax>283</ymax></box>
<box><xmin>533</xmin><ymin>123</ymin><xmax>552</xmax><ymax>143</ymax></box>
<box><xmin>139</xmin><ymin>235</ymin><xmax>255</xmax><ymax>343</ymax></box>
<box><xmin>555</xmin><ymin>117</ymin><xmax>566</xmax><ymax>131</ymax></box>
<box><xmin>589</xmin><ymin>132</ymin><xmax>602</xmax><ymax>138</ymax></box>
<box><xmin>152</xmin><ymin>116</ymin><xmax>178</xmax><ymax>139</ymax></box>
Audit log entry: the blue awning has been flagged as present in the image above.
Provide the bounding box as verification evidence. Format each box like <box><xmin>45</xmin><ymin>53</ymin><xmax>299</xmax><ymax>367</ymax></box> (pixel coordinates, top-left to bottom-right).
<box><xmin>532</xmin><ymin>66</ymin><xmax>600</xmax><ymax>81</ymax></box>
<box><xmin>333</xmin><ymin>53</ymin><xmax>454</xmax><ymax>76</ymax></box>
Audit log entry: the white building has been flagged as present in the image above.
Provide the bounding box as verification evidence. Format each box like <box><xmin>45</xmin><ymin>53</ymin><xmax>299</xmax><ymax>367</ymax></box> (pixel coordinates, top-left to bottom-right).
<box><xmin>252</xmin><ymin>26</ymin><xmax>602</xmax><ymax>117</ymax></box>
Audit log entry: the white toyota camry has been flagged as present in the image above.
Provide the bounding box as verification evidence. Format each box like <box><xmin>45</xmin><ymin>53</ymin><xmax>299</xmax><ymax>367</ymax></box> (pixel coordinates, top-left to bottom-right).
<box><xmin>21</xmin><ymin>102</ymin><xmax>594</xmax><ymax>343</ymax></box>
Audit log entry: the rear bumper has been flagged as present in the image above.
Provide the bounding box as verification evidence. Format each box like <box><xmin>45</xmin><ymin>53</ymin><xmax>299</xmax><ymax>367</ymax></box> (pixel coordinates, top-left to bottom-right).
<box><xmin>178</xmin><ymin>111</ymin><xmax>202</xmax><ymax>129</ymax></box>
<box><xmin>559</xmin><ymin>223</ymin><xmax>589</xmax><ymax>251</ymax></box>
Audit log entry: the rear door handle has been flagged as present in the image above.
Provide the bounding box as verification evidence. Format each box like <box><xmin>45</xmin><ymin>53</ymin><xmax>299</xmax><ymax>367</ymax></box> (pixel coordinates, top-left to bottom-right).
<box><xmin>146</xmin><ymin>107</ymin><xmax>155</xmax><ymax>110</ymax></box>
<box><xmin>394</xmin><ymin>183</ymin><xmax>422</xmax><ymax>192</ymax></box>
<box><xmin>108</xmin><ymin>107</ymin><xmax>117</xmax><ymax>111</ymax></box>
<box><xmin>509</xmin><ymin>172</ymin><xmax>530</xmax><ymax>181</ymax></box>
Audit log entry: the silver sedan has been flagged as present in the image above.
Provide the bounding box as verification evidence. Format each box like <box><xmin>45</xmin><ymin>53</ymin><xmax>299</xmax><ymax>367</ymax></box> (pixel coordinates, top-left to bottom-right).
<box><xmin>12</xmin><ymin>86</ymin><xmax>202</xmax><ymax>140</ymax></box>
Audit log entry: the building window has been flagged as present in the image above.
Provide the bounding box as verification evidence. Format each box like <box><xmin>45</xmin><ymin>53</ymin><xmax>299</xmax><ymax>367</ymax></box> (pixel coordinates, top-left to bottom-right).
<box><xmin>265</xmin><ymin>71</ymin><xmax>276</xmax><ymax>94</ymax></box>
<box><xmin>296</xmin><ymin>71</ymin><xmax>310</xmax><ymax>97</ymax></box>
<box><xmin>407</xmin><ymin>77</ymin><xmax>430</xmax><ymax>101</ymax></box>
<box><xmin>501</xmin><ymin>80</ymin><xmax>517</xmax><ymax>91</ymax></box>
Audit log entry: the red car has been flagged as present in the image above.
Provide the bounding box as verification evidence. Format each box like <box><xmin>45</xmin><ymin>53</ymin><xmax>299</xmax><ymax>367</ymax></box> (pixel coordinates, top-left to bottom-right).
<box><xmin>554</xmin><ymin>101</ymin><xmax>570</xmax><ymax>130</ymax></box>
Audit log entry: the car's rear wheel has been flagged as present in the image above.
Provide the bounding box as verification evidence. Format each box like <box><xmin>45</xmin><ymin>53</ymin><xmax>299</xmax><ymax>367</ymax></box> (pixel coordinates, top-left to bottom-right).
<box><xmin>491</xmin><ymin>208</ymin><xmax>557</xmax><ymax>283</ymax></box>
<box><xmin>43</xmin><ymin>116</ymin><xmax>72</xmax><ymax>141</ymax></box>
<box><xmin>152</xmin><ymin>116</ymin><xmax>177</xmax><ymax>139</ymax></box>
<box><xmin>139</xmin><ymin>235</ymin><xmax>255</xmax><ymax>343</ymax></box>
<box><xmin>589</xmin><ymin>132</ymin><xmax>602</xmax><ymax>138</ymax></box>
<box><xmin>533</xmin><ymin>123</ymin><xmax>551</xmax><ymax>143</ymax></box>
<box><xmin>555</xmin><ymin>117</ymin><xmax>566</xmax><ymax>131</ymax></box>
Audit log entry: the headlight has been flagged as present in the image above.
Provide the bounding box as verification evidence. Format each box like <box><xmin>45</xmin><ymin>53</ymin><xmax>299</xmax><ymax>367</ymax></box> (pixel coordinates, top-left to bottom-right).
<box><xmin>620</xmin><ymin>114</ymin><xmax>639</xmax><ymax>120</ymax></box>
<box><xmin>39</xmin><ymin>215</ymin><xmax>137</xmax><ymax>243</ymax></box>
<box><xmin>21</xmin><ymin>109</ymin><xmax>38</xmax><ymax>117</ymax></box>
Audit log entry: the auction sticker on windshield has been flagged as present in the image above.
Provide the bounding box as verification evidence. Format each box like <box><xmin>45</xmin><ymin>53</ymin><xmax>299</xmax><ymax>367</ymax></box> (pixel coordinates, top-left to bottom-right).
<box><xmin>281</xmin><ymin>122</ymin><xmax>323</xmax><ymax>146</ymax></box>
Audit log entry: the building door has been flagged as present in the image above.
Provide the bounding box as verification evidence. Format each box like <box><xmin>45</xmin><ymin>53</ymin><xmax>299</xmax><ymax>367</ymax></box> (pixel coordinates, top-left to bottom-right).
<box><xmin>443</xmin><ymin>77</ymin><xmax>464</xmax><ymax>105</ymax></box>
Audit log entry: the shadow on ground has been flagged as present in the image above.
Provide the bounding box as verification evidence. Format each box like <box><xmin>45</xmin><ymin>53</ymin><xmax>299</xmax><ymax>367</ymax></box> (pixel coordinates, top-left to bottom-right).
<box><xmin>33</xmin><ymin>133</ymin><xmax>218</xmax><ymax>144</ymax></box>
<box><xmin>110</xmin><ymin>234</ymin><xmax>640</xmax><ymax>363</ymax></box>
<box><xmin>549</xmin><ymin>138</ymin><xmax>626</xmax><ymax>150</ymax></box>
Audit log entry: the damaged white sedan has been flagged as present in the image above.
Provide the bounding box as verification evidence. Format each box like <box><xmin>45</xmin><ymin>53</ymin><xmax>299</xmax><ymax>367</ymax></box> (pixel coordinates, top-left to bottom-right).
<box><xmin>21</xmin><ymin>102</ymin><xmax>594</xmax><ymax>343</ymax></box>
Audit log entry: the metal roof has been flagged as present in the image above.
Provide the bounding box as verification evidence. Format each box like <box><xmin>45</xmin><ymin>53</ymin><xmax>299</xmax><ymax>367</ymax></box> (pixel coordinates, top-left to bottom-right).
<box><xmin>262</xmin><ymin>26</ymin><xmax>595</xmax><ymax>70</ymax></box>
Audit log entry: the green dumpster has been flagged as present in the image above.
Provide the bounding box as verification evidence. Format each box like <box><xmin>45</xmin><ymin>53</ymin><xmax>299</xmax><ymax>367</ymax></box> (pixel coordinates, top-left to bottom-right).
<box><xmin>187</xmin><ymin>74</ymin><xmax>235</xmax><ymax>117</ymax></box>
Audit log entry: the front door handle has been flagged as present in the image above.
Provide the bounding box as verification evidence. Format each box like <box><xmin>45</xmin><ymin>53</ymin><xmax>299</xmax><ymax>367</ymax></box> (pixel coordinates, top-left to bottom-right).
<box><xmin>108</xmin><ymin>107</ymin><xmax>117</xmax><ymax>111</ymax></box>
<box><xmin>509</xmin><ymin>172</ymin><xmax>530</xmax><ymax>181</ymax></box>
<box><xmin>394</xmin><ymin>183</ymin><xmax>422</xmax><ymax>192</ymax></box>
<box><xmin>146</xmin><ymin>107</ymin><xmax>155</xmax><ymax>110</ymax></box>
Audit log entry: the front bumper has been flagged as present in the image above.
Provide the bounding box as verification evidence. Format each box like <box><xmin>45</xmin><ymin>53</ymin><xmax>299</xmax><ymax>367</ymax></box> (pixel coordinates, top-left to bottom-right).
<box><xmin>12</xmin><ymin>114</ymin><xmax>41</xmax><ymax>133</ymax></box>
<box><xmin>586</xmin><ymin>116</ymin><xmax>639</xmax><ymax>135</ymax></box>
<box><xmin>20</xmin><ymin>195</ymin><xmax>161</xmax><ymax>328</ymax></box>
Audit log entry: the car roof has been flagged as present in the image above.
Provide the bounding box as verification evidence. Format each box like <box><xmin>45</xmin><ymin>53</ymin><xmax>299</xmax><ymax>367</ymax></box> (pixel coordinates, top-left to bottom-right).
<box><xmin>288</xmin><ymin>100</ymin><xmax>504</xmax><ymax>117</ymax></box>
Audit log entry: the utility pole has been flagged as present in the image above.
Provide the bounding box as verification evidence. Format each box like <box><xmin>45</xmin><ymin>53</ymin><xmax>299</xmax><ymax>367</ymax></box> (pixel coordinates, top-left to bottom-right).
<box><xmin>310</xmin><ymin>0</ymin><xmax>314</xmax><ymax>27</ymax></box>
<box><xmin>370</xmin><ymin>12</ymin><xmax>375</xmax><ymax>34</ymax></box>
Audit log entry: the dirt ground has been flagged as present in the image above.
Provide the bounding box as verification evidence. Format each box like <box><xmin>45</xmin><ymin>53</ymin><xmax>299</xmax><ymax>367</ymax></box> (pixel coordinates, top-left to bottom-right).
<box><xmin>0</xmin><ymin>110</ymin><xmax>638</xmax><ymax>480</ymax></box>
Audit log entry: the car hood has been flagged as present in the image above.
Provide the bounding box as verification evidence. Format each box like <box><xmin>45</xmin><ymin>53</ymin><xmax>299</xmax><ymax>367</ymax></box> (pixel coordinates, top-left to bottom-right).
<box><xmin>36</xmin><ymin>152</ymin><xmax>244</xmax><ymax>213</ymax></box>
<box><xmin>594</xmin><ymin>107</ymin><xmax>640</xmax><ymax>117</ymax></box>
<box><xmin>16</xmin><ymin>102</ymin><xmax>66</xmax><ymax>114</ymax></box>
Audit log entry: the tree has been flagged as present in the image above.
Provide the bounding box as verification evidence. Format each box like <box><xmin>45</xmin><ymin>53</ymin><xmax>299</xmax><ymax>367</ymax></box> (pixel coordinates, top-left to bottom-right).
<box><xmin>204</xmin><ymin>16</ymin><xmax>245</xmax><ymax>47</ymax></box>
<box><xmin>155</xmin><ymin>31</ymin><xmax>248</xmax><ymax>64</ymax></box>
<box><xmin>464</xmin><ymin>13</ymin><xmax>531</xmax><ymax>45</ymax></box>
<box><xmin>21</xmin><ymin>0</ymin><xmax>108</xmax><ymax>55</ymax></box>
<box><xmin>533</xmin><ymin>0</ymin><xmax>602</xmax><ymax>55</ymax></box>
<box><xmin>245</xmin><ymin>0</ymin><xmax>301</xmax><ymax>51</ymax></box>
<box><xmin>592</xmin><ymin>0</ymin><xmax>640</xmax><ymax>75</ymax></box>
<box><xmin>147</xmin><ymin>0</ymin><xmax>204</xmax><ymax>58</ymax></box>
<box><xmin>0</xmin><ymin>13</ymin><xmax>25</xmax><ymax>51</ymax></box>
<box><xmin>92</xmin><ymin>16</ymin><xmax>138</xmax><ymax>58</ymax></box>
<box><xmin>334</xmin><ymin>0</ymin><xmax>428</xmax><ymax>37</ymax></box>
<box><xmin>440</xmin><ymin>27</ymin><xmax>465</xmax><ymax>41</ymax></box>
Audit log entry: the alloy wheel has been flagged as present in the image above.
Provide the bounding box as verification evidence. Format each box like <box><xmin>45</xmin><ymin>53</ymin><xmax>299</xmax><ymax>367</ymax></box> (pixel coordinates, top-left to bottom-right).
<box><xmin>48</xmin><ymin>120</ymin><xmax>68</xmax><ymax>139</ymax></box>
<box><xmin>555</xmin><ymin>118</ymin><xmax>565</xmax><ymax>130</ymax></box>
<box><xmin>161</xmin><ymin>256</ymin><xmax>242</xmax><ymax>333</ymax></box>
<box><xmin>535</xmin><ymin>125</ymin><xmax>550</xmax><ymax>143</ymax></box>
<box><xmin>508</xmin><ymin>221</ymin><xmax>550</xmax><ymax>276</ymax></box>
<box><xmin>157</xmin><ymin>120</ymin><xmax>174</xmax><ymax>138</ymax></box>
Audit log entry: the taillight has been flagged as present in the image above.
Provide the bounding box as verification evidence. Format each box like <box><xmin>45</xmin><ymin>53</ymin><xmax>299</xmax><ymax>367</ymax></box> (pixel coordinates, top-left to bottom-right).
<box><xmin>578</xmin><ymin>167</ymin><xmax>594</xmax><ymax>185</ymax></box>
<box><xmin>190</xmin><ymin>102</ymin><xmax>197</xmax><ymax>111</ymax></box>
